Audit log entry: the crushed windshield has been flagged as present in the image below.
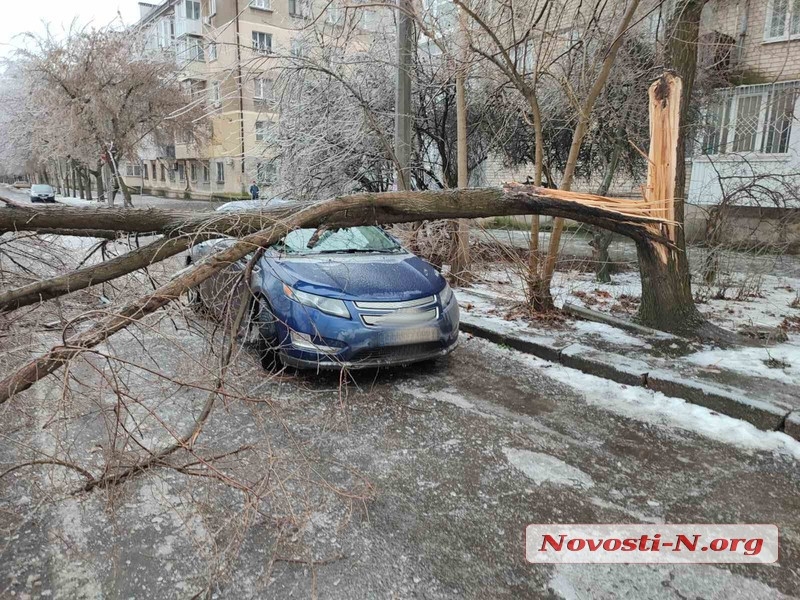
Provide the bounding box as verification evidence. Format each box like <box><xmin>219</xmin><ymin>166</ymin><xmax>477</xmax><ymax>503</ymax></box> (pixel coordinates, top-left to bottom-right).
<box><xmin>278</xmin><ymin>226</ymin><xmax>402</xmax><ymax>255</ymax></box>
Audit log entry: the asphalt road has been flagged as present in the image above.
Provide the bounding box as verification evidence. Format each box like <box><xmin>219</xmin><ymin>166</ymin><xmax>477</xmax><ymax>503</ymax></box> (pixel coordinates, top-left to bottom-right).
<box><xmin>1</xmin><ymin>183</ymin><xmax>222</xmax><ymax>211</ymax></box>
<box><xmin>1</xmin><ymin>321</ymin><xmax>798</xmax><ymax>599</ymax></box>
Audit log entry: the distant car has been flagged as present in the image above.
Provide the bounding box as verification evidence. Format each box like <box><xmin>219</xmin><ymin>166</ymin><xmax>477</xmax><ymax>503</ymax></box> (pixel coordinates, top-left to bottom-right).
<box><xmin>30</xmin><ymin>184</ymin><xmax>56</xmax><ymax>203</ymax></box>
<box><xmin>12</xmin><ymin>181</ymin><xmax>30</xmax><ymax>189</ymax></box>
<box><xmin>188</xmin><ymin>199</ymin><xmax>459</xmax><ymax>371</ymax></box>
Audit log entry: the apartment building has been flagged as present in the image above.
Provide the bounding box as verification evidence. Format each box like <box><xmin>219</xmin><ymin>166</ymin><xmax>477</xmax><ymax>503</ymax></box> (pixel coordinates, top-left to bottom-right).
<box><xmin>124</xmin><ymin>0</ymin><xmax>359</xmax><ymax>199</ymax></box>
<box><xmin>688</xmin><ymin>0</ymin><xmax>800</xmax><ymax>207</ymax></box>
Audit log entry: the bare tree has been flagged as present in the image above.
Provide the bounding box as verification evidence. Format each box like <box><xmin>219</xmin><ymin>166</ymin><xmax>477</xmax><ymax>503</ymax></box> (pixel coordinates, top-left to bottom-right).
<box><xmin>3</xmin><ymin>25</ymin><xmax>207</xmax><ymax>206</ymax></box>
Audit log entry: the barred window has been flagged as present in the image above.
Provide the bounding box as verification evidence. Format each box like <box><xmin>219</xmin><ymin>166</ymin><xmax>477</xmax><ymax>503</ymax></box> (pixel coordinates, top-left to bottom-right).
<box><xmin>700</xmin><ymin>83</ymin><xmax>797</xmax><ymax>156</ymax></box>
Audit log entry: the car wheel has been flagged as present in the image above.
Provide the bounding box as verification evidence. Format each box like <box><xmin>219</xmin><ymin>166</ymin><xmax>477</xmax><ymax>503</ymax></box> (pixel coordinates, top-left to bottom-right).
<box><xmin>255</xmin><ymin>296</ymin><xmax>282</xmax><ymax>371</ymax></box>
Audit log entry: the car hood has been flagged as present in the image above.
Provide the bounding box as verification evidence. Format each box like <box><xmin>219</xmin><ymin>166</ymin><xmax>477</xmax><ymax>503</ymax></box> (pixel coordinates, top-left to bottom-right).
<box><xmin>267</xmin><ymin>253</ymin><xmax>445</xmax><ymax>301</ymax></box>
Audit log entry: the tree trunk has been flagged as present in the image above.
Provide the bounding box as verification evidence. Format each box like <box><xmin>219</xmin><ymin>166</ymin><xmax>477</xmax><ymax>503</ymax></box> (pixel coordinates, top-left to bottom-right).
<box><xmin>634</xmin><ymin>73</ymin><xmax>703</xmax><ymax>330</ymax></box>
<box><xmin>119</xmin><ymin>173</ymin><xmax>133</xmax><ymax>207</ymax></box>
<box><xmin>90</xmin><ymin>167</ymin><xmax>105</xmax><ymax>203</ymax></box>
<box><xmin>636</xmin><ymin>240</ymin><xmax>703</xmax><ymax>332</ymax></box>
<box><xmin>590</xmin><ymin>146</ymin><xmax>621</xmax><ymax>284</ymax></box>
<box><xmin>638</xmin><ymin>0</ymin><xmax>708</xmax><ymax>329</ymax></box>
<box><xmin>83</xmin><ymin>168</ymin><xmax>93</xmax><ymax>201</ymax></box>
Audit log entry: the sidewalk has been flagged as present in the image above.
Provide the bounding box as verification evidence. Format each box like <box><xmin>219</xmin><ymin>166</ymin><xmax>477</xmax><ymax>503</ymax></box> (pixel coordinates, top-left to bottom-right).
<box><xmin>456</xmin><ymin>287</ymin><xmax>800</xmax><ymax>441</ymax></box>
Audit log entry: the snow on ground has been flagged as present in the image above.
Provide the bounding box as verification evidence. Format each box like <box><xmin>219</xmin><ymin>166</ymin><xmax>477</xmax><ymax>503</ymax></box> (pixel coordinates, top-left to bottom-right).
<box><xmin>686</xmin><ymin>344</ymin><xmax>800</xmax><ymax>387</ymax></box>
<box><xmin>479</xmin><ymin>340</ymin><xmax>800</xmax><ymax>461</ymax></box>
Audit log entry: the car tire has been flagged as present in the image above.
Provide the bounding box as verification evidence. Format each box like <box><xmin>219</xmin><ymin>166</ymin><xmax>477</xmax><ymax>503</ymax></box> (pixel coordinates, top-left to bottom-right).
<box><xmin>255</xmin><ymin>296</ymin><xmax>282</xmax><ymax>371</ymax></box>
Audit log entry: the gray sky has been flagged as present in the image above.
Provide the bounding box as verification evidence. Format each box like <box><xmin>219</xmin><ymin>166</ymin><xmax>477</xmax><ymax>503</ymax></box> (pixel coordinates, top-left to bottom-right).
<box><xmin>0</xmin><ymin>0</ymin><xmax>144</xmax><ymax>57</ymax></box>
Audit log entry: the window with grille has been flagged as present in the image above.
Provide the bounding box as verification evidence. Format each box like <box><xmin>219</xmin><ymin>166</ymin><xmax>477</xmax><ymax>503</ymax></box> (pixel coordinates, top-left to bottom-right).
<box><xmin>208</xmin><ymin>41</ymin><xmax>218</xmax><ymax>61</ymax></box>
<box><xmin>765</xmin><ymin>0</ymin><xmax>800</xmax><ymax>41</ymax></box>
<box><xmin>700</xmin><ymin>83</ymin><xmax>798</xmax><ymax>156</ymax></box>
<box><xmin>252</xmin><ymin>31</ymin><xmax>272</xmax><ymax>54</ymax></box>
<box><xmin>251</xmin><ymin>0</ymin><xmax>271</xmax><ymax>10</ymax></box>
<box><xmin>216</xmin><ymin>161</ymin><xmax>225</xmax><ymax>183</ymax></box>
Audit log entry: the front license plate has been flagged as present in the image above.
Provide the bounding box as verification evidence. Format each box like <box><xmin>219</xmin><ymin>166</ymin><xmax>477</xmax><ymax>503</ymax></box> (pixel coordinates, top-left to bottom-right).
<box><xmin>382</xmin><ymin>327</ymin><xmax>441</xmax><ymax>345</ymax></box>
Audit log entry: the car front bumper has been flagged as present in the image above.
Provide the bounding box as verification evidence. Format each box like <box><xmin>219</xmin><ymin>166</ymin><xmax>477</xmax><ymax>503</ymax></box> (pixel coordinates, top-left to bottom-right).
<box><xmin>271</xmin><ymin>293</ymin><xmax>460</xmax><ymax>371</ymax></box>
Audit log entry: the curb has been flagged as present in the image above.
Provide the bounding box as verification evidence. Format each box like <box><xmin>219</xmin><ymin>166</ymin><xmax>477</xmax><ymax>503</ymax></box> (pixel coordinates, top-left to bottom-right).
<box><xmin>460</xmin><ymin>319</ymin><xmax>796</xmax><ymax>440</ymax></box>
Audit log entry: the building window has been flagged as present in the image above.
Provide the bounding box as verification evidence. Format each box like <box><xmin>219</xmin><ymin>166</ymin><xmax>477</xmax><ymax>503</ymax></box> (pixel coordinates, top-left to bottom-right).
<box><xmin>208</xmin><ymin>41</ymin><xmax>218</xmax><ymax>61</ymax></box>
<box><xmin>125</xmin><ymin>163</ymin><xmax>142</xmax><ymax>177</ymax></box>
<box><xmin>190</xmin><ymin>162</ymin><xmax>198</xmax><ymax>181</ymax></box>
<box><xmin>209</xmin><ymin>81</ymin><xmax>222</xmax><ymax>107</ymax></box>
<box><xmin>184</xmin><ymin>0</ymin><xmax>201</xmax><ymax>20</ymax></box>
<box><xmin>203</xmin><ymin>162</ymin><xmax>210</xmax><ymax>183</ymax></box>
<box><xmin>252</xmin><ymin>31</ymin><xmax>272</xmax><ymax>54</ymax></box>
<box><xmin>143</xmin><ymin>163</ymin><xmax>149</xmax><ymax>180</ymax></box>
<box><xmin>765</xmin><ymin>0</ymin><xmax>800</xmax><ymax>42</ymax></box>
<box><xmin>216</xmin><ymin>161</ymin><xmax>225</xmax><ymax>184</ymax></box>
<box><xmin>157</xmin><ymin>18</ymin><xmax>174</xmax><ymax>48</ymax></box>
<box><xmin>290</xmin><ymin>38</ymin><xmax>304</xmax><ymax>57</ymax></box>
<box><xmin>161</xmin><ymin>164</ymin><xmax>167</xmax><ymax>182</ymax></box>
<box><xmin>254</xmin><ymin>77</ymin><xmax>273</xmax><ymax>101</ymax></box>
<box><xmin>178</xmin><ymin>162</ymin><xmax>186</xmax><ymax>182</ymax></box>
<box><xmin>250</xmin><ymin>0</ymin><xmax>272</xmax><ymax>11</ymax></box>
<box><xmin>179</xmin><ymin>36</ymin><xmax>205</xmax><ymax>61</ymax></box>
<box><xmin>168</xmin><ymin>165</ymin><xmax>176</xmax><ymax>183</ymax></box>
<box><xmin>326</xmin><ymin>3</ymin><xmax>341</xmax><ymax>24</ymax></box>
<box><xmin>257</xmin><ymin>161</ymin><xmax>277</xmax><ymax>186</ymax></box>
<box><xmin>701</xmin><ymin>83</ymin><xmax>798</xmax><ymax>156</ymax></box>
<box><xmin>255</xmin><ymin>120</ymin><xmax>268</xmax><ymax>142</ymax></box>
<box><xmin>288</xmin><ymin>0</ymin><xmax>310</xmax><ymax>17</ymax></box>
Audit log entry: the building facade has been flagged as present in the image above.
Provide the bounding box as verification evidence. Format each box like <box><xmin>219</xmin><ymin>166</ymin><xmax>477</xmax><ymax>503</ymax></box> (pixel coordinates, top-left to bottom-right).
<box><xmin>125</xmin><ymin>0</ymin><xmax>362</xmax><ymax>199</ymax></box>
<box><xmin>689</xmin><ymin>0</ymin><xmax>800</xmax><ymax>207</ymax></box>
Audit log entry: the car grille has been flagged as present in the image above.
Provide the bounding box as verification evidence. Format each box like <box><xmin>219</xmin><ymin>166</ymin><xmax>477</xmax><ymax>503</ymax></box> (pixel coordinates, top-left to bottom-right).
<box><xmin>354</xmin><ymin>295</ymin><xmax>436</xmax><ymax>310</ymax></box>
<box><xmin>356</xmin><ymin>295</ymin><xmax>438</xmax><ymax>327</ymax></box>
<box><xmin>351</xmin><ymin>341</ymin><xmax>445</xmax><ymax>363</ymax></box>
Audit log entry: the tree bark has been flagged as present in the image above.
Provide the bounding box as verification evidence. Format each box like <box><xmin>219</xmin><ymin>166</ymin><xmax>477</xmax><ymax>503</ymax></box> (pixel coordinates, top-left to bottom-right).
<box><xmin>637</xmin><ymin>0</ymin><xmax>708</xmax><ymax>330</ymax></box>
<box><xmin>634</xmin><ymin>73</ymin><xmax>703</xmax><ymax>331</ymax></box>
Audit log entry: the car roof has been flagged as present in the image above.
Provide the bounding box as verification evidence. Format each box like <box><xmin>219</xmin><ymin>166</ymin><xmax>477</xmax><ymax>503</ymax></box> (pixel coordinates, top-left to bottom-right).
<box><xmin>215</xmin><ymin>197</ymin><xmax>299</xmax><ymax>212</ymax></box>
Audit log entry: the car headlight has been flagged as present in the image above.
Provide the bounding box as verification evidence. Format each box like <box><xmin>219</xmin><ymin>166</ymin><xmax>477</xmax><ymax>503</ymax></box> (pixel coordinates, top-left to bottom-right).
<box><xmin>283</xmin><ymin>284</ymin><xmax>351</xmax><ymax>319</ymax></box>
<box><xmin>439</xmin><ymin>282</ymin><xmax>454</xmax><ymax>306</ymax></box>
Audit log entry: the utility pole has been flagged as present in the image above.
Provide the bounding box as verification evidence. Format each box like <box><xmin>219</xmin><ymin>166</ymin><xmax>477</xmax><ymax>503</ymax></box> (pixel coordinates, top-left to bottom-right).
<box><xmin>395</xmin><ymin>0</ymin><xmax>414</xmax><ymax>190</ymax></box>
<box><xmin>452</xmin><ymin>5</ymin><xmax>470</xmax><ymax>279</ymax></box>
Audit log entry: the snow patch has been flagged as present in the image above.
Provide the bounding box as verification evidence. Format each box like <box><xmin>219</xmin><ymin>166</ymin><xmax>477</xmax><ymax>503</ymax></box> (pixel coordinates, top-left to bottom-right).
<box><xmin>685</xmin><ymin>344</ymin><xmax>800</xmax><ymax>387</ymax></box>
<box><xmin>480</xmin><ymin>341</ymin><xmax>800</xmax><ymax>460</ymax></box>
<box><xmin>502</xmin><ymin>448</ymin><xmax>594</xmax><ymax>488</ymax></box>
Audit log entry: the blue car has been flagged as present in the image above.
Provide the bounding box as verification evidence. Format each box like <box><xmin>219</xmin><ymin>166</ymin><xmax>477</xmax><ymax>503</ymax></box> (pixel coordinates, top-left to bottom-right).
<box><xmin>188</xmin><ymin>200</ymin><xmax>459</xmax><ymax>370</ymax></box>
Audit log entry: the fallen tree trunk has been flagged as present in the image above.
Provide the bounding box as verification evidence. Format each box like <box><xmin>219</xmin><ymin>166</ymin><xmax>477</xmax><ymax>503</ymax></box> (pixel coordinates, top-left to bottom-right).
<box><xmin>0</xmin><ymin>187</ymin><xmax>670</xmax><ymax>314</ymax></box>
<box><xmin>0</xmin><ymin>185</ymin><xmax>671</xmax><ymax>404</ymax></box>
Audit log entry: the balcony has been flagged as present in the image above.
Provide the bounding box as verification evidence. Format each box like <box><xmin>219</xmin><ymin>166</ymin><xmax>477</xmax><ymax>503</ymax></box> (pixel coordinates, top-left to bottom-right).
<box><xmin>175</xmin><ymin>16</ymin><xmax>202</xmax><ymax>38</ymax></box>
